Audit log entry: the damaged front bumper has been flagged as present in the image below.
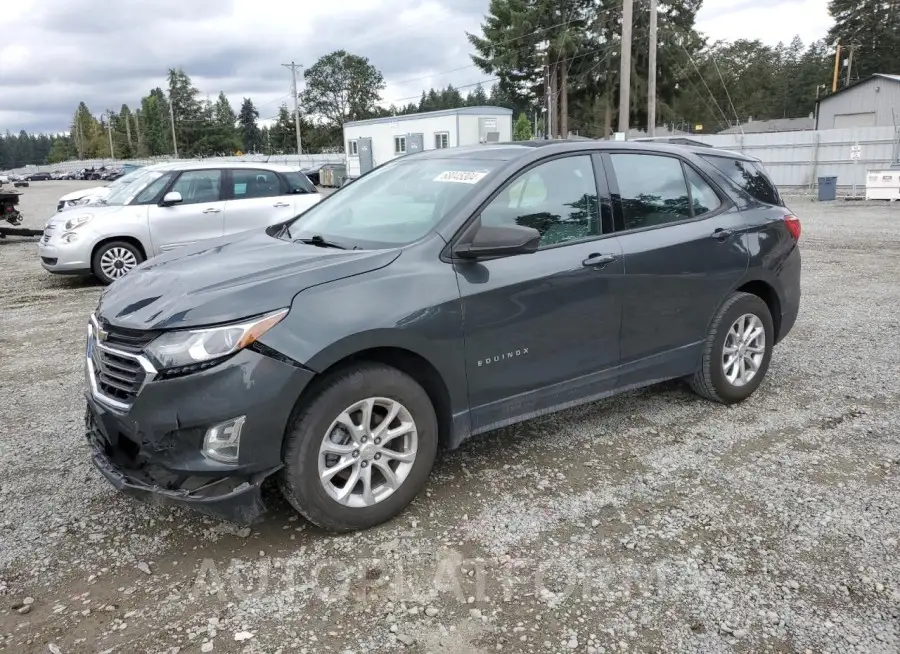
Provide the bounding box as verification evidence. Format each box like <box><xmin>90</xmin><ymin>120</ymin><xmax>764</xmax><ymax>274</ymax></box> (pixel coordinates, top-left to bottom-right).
<box><xmin>86</xmin><ymin>403</ymin><xmax>279</xmax><ymax>525</ymax></box>
<box><xmin>83</xmin><ymin>345</ymin><xmax>315</xmax><ymax>525</ymax></box>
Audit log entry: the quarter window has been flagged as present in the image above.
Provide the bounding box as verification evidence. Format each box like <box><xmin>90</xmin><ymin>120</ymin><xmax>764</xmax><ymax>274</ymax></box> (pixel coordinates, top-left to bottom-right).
<box><xmin>169</xmin><ymin>170</ymin><xmax>222</xmax><ymax>205</ymax></box>
<box><xmin>394</xmin><ymin>136</ymin><xmax>407</xmax><ymax>154</ymax></box>
<box><xmin>609</xmin><ymin>154</ymin><xmax>693</xmax><ymax>230</ymax></box>
<box><xmin>230</xmin><ymin>169</ymin><xmax>281</xmax><ymax>199</ymax></box>
<box><xmin>480</xmin><ymin>155</ymin><xmax>602</xmax><ymax>248</ymax></box>
<box><xmin>434</xmin><ymin>132</ymin><xmax>449</xmax><ymax>149</ymax></box>
<box><xmin>700</xmin><ymin>154</ymin><xmax>781</xmax><ymax>206</ymax></box>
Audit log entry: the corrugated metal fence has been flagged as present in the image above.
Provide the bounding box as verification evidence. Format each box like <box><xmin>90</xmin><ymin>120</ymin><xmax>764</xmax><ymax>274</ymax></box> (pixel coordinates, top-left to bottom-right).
<box><xmin>685</xmin><ymin>126</ymin><xmax>900</xmax><ymax>195</ymax></box>
<box><xmin>7</xmin><ymin>153</ymin><xmax>346</xmax><ymax>176</ymax></box>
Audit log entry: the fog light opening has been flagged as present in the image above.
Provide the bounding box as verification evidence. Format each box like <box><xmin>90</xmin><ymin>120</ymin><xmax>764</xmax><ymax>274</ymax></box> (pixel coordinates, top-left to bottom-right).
<box><xmin>202</xmin><ymin>416</ymin><xmax>246</xmax><ymax>464</ymax></box>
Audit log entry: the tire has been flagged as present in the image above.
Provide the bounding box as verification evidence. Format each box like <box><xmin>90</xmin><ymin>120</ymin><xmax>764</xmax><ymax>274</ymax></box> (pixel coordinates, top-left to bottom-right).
<box><xmin>279</xmin><ymin>363</ymin><xmax>439</xmax><ymax>532</ymax></box>
<box><xmin>91</xmin><ymin>240</ymin><xmax>144</xmax><ymax>285</ymax></box>
<box><xmin>689</xmin><ymin>291</ymin><xmax>774</xmax><ymax>404</ymax></box>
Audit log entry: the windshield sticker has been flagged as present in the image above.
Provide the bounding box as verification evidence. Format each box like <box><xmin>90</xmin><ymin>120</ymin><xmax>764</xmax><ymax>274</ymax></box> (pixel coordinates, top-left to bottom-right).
<box><xmin>433</xmin><ymin>170</ymin><xmax>488</xmax><ymax>184</ymax></box>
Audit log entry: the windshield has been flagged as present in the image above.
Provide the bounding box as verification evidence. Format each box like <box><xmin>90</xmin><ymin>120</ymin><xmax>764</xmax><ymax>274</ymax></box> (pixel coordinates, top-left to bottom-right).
<box><xmin>103</xmin><ymin>169</ymin><xmax>167</xmax><ymax>206</ymax></box>
<box><xmin>284</xmin><ymin>158</ymin><xmax>499</xmax><ymax>248</ymax></box>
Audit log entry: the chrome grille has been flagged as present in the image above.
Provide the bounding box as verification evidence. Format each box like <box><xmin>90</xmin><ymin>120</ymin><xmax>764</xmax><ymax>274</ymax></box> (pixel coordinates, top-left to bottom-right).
<box><xmin>91</xmin><ymin>347</ymin><xmax>146</xmax><ymax>402</ymax></box>
<box><xmin>87</xmin><ymin>316</ymin><xmax>158</xmax><ymax>408</ymax></box>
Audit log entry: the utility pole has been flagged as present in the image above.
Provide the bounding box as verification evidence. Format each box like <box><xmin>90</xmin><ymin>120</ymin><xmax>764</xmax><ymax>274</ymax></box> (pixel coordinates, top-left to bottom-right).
<box><xmin>168</xmin><ymin>96</ymin><xmax>179</xmax><ymax>158</ymax></box>
<box><xmin>281</xmin><ymin>61</ymin><xmax>304</xmax><ymax>156</ymax></box>
<box><xmin>647</xmin><ymin>0</ymin><xmax>658</xmax><ymax>136</ymax></box>
<box><xmin>105</xmin><ymin>110</ymin><xmax>115</xmax><ymax>159</ymax></box>
<box><xmin>544</xmin><ymin>53</ymin><xmax>552</xmax><ymax>139</ymax></box>
<box><xmin>618</xmin><ymin>0</ymin><xmax>634</xmax><ymax>134</ymax></box>
<box><xmin>845</xmin><ymin>44</ymin><xmax>857</xmax><ymax>87</ymax></box>
<box><xmin>832</xmin><ymin>42</ymin><xmax>842</xmax><ymax>93</ymax></box>
<box><xmin>134</xmin><ymin>111</ymin><xmax>142</xmax><ymax>152</ymax></box>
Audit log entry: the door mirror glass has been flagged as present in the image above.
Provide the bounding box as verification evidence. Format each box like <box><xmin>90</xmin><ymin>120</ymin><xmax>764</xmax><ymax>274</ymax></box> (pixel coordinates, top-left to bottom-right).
<box><xmin>454</xmin><ymin>222</ymin><xmax>541</xmax><ymax>259</ymax></box>
<box><xmin>161</xmin><ymin>191</ymin><xmax>183</xmax><ymax>206</ymax></box>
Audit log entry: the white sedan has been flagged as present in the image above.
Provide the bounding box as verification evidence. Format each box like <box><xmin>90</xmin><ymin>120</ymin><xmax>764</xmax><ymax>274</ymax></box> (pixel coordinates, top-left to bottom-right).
<box><xmin>39</xmin><ymin>161</ymin><xmax>322</xmax><ymax>284</ymax></box>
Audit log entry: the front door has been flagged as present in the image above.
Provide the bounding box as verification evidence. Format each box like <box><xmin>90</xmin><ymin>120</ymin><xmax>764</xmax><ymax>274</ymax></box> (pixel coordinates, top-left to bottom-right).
<box><xmin>222</xmin><ymin>168</ymin><xmax>294</xmax><ymax>236</ymax></box>
<box><xmin>455</xmin><ymin>153</ymin><xmax>624</xmax><ymax>434</ymax></box>
<box><xmin>358</xmin><ymin>138</ymin><xmax>374</xmax><ymax>175</ymax></box>
<box><xmin>407</xmin><ymin>133</ymin><xmax>424</xmax><ymax>154</ymax></box>
<box><xmin>148</xmin><ymin>169</ymin><xmax>226</xmax><ymax>253</ymax></box>
<box><xmin>601</xmin><ymin>151</ymin><xmax>750</xmax><ymax>383</ymax></box>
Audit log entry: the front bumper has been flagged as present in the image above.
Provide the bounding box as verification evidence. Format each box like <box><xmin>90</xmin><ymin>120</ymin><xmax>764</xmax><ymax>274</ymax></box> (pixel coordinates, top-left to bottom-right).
<box><xmin>38</xmin><ymin>235</ymin><xmax>93</xmax><ymax>274</ymax></box>
<box><xmin>85</xmin><ymin>346</ymin><xmax>316</xmax><ymax>524</ymax></box>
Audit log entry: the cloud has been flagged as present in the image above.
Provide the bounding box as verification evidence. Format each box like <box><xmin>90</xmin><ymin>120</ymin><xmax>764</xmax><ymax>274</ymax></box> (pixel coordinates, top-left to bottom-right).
<box><xmin>0</xmin><ymin>0</ymin><xmax>833</xmax><ymax>134</ymax></box>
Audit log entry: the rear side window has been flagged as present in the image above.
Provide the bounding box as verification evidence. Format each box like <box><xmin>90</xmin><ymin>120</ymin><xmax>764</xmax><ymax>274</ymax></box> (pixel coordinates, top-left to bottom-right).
<box><xmin>281</xmin><ymin>171</ymin><xmax>317</xmax><ymax>194</ymax></box>
<box><xmin>609</xmin><ymin>153</ymin><xmax>693</xmax><ymax>230</ymax></box>
<box><xmin>231</xmin><ymin>169</ymin><xmax>281</xmax><ymax>199</ymax></box>
<box><xmin>700</xmin><ymin>155</ymin><xmax>781</xmax><ymax>206</ymax></box>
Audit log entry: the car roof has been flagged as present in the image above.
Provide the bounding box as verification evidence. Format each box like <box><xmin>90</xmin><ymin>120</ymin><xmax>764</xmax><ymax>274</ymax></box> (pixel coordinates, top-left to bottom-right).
<box><xmin>144</xmin><ymin>161</ymin><xmax>303</xmax><ymax>172</ymax></box>
<box><xmin>409</xmin><ymin>139</ymin><xmax>757</xmax><ymax>163</ymax></box>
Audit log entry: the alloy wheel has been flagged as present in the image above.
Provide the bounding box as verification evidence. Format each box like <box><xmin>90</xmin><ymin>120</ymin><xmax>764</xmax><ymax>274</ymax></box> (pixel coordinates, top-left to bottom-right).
<box><xmin>99</xmin><ymin>247</ymin><xmax>138</xmax><ymax>279</ymax></box>
<box><xmin>722</xmin><ymin>313</ymin><xmax>766</xmax><ymax>387</ymax></box>
<box><xmin>318</xmin><ymin>397</ymin><xmax>418</xmax><ymax>508</ymax></box>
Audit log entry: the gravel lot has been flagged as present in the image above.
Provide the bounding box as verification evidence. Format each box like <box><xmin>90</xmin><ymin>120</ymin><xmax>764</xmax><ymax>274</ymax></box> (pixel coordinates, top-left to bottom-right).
<box><xmin>1</xmin><ymin>180</ymin><xmax>899</xmax><ymax>654</ymax></box>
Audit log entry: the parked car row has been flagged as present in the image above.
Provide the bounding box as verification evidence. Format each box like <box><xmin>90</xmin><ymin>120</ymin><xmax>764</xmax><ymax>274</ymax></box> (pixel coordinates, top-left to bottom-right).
<box><xmin>76</xmin><ymin>139</ymin><xmax>802</xmax><ymax>534</ymax></box>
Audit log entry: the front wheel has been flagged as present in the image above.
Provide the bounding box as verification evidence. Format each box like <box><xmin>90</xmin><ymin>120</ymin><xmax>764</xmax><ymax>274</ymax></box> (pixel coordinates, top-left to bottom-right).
<box><xmin>91</xmin><ymin>240</ymin><xmax>144</xmax><ymax>285</ymax></box>
<box><xmin>279</xmin><ymin>363</ymin><xmax>438</xmax><ymax>532</ymax></box>
<box><xmin>689</xmin><ymin>291</ymin><xmax>774</xmax><ymax>404</ymax></box>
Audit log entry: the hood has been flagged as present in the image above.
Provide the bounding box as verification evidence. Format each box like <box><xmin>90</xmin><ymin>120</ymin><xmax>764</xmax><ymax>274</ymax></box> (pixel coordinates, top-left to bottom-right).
<box><xmin>45</xmin><ymin>204</ymin><xmax>132</xmax><ymax>229</ymax></box>
<box><xmin>59</xmin><ymin>185</ymin><xmax>109</xmax><ymax>203</ymax></box>
<box><xmin>96</xmin><ymin>228</ymin><xmax>402</xmax><ymax>331</ymax></box>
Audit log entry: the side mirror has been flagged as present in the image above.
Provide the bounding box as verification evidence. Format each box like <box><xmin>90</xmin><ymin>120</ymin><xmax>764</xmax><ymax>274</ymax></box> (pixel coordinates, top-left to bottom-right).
<box><xmin>161</xmin><ymin>191</ymin><xmax>183</xmax><ymax>206</ymax></box>
<box><xmin>454</xmin><ymin>223</ymin><xmax>541</xmax><ymax>259</ymax></box>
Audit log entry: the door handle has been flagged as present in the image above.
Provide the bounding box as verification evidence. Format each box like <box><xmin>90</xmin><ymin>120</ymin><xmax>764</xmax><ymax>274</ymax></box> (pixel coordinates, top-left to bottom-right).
<box><xmin>712</xmin><ymin>228</ymin><xmax>734</xmax><ymax>241</ymax></box>
<box><xmin>273</xmin><ymin>202</ymin><xmax>291</xmax><ymax>208</ymax></box>
<box><xmin>582</xmin><ymin>253</ymin><xmax>618</xmax><ymax>267</ymax></box>
<box><xmin>202</xmin><ymin>207</ymin><xmax>221</xmax><ymax>214</ymax></box>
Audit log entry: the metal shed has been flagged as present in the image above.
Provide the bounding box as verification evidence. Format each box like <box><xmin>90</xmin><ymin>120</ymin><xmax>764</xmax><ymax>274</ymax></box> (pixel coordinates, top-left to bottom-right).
<box><xmin>815</xmin><ymin>74</ymin><xmax>900</xmax><ymax>130</ymax></box>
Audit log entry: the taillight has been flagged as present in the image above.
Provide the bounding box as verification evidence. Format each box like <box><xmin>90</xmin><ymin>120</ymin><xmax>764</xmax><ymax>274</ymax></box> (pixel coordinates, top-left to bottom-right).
<box><xmin>784</xmin><ymin>214</ymin><xmax>801</xmax><ymax>241</ymax></box>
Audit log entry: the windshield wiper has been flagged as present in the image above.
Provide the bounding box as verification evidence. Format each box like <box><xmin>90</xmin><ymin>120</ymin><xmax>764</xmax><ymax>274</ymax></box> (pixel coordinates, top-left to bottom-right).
<box><xmin>294</xmin><ymin>234</ymin><xmax>347</xmax><ymax>250</ymax></box>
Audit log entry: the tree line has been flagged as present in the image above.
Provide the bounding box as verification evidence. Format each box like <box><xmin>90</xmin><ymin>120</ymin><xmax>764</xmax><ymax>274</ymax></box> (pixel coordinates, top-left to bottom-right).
<box><xmin>2</xmin><ymin>0</ymin><xmax>895</xmax><ymax>168</ymax></box>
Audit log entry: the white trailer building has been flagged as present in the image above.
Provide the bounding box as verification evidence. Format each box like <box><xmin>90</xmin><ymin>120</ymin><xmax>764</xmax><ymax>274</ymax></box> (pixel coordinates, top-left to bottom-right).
<box><xmin>342</xmin><ymin>106</ymin><xmax>513</xmax><ymax>178</ymax></box>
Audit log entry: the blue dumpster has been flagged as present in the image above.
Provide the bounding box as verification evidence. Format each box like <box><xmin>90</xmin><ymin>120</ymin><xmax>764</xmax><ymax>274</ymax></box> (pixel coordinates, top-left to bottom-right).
<box><xmin>817</xmin><ymin>176</ymin><xmax>837</xmax><ymax>201</ymax></box>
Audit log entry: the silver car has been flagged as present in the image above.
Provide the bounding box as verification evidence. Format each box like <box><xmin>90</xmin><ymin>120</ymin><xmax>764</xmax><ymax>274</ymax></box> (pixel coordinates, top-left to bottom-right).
<box><xmin>38</xmin><ymin>161</ymin><xmax>322</xmax><ymax>285</ymax></box>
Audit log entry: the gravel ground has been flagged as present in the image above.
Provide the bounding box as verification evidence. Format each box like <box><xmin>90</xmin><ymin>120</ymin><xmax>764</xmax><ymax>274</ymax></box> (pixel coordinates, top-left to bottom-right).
<box><xmin>1</xmin><ymin>181</ymin><xmax>899</xmax><ymax>654</ymax></box>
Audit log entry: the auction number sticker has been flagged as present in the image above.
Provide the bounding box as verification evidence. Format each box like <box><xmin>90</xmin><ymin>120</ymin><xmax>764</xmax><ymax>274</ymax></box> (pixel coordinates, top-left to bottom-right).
<box><xmin>434</xmin><ymin>170</ymin><xmax>488</xmax><ymax>184</ymax></box>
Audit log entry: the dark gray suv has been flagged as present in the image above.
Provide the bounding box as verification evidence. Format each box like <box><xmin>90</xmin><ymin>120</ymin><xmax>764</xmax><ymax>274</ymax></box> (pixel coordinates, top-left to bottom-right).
<box><xmin>84</xmin><ymin>140</ymin><xmax>801</xmax><ymax>532</ymax></box>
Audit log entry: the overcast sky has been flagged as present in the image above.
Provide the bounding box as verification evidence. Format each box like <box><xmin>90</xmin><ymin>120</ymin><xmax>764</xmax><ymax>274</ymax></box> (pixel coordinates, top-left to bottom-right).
<box><xmin>0</xmin><ymin>0</ymin><xmax>832</xmax><ymax>134</ymax></box>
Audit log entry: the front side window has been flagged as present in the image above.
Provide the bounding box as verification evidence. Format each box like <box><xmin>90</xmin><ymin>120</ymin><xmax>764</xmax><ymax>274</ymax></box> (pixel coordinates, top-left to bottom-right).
<box><xmin>231</xmin><ymin>169</ymin><xmax>280</xmax><ymax>199</ymax></box>
<box><xmin>480</xmin><ymin>155</ymin><xmax>601</xmax><ymax>248</ymax></box>
<box><xmin>700</xmin><ymin>154</ymin><xmax>781</xmax><ymax>206</ymax></box>
<box><xmin>133</xmin><ymin>172</ymin><xmax>175</xmax><ymax>205</ymax></box>
<box><xmin>434</xmin><ymin>132</ymin><xmax>449</xmax><ymax>149</ymax></box>
<box><xmin>105</xmin><ymin>169</ymin><xmax>168</xmax><ymax>205</ymax></box>
<box><xmin>609</xmin><ymin>154</ymin><xmax>693</xmax><ymax>230</ymax></box>
<box><xmin>394</xmin><ymin>136</ymin><xmax>406</xmax><ymax>154</ymax></box>
<box><xmin>283</xmin><ymin>158</ymin><xmax>500</xmax><ymax>248</ymax></box>
<box><xmin>170</xmin><ymin>170</ymin><xmax>222</xmax><ymax>205</ymax></box>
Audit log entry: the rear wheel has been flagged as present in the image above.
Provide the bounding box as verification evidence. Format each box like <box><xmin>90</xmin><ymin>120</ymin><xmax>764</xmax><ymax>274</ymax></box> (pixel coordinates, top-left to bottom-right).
<box><xmin>279</xmin><ymin>363</ymin><xmax>438</xmax><ymax>532</ymax></box>
<box><xmin>92</xmin><ymin>240</ymin><xmax>144</xmax><ymax>285</ymax></box>
<box><xmin>689</xmin><ymin>291</ymin><xmax>774</xmax><ymax>404</ymax></box>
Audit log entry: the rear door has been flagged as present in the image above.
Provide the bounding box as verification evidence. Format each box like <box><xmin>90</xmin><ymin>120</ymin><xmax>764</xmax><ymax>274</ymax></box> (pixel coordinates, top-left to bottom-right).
<box><xmin>147</xmin><ymin>168</ymin><xmax>226</xmax><ymax>252</ymax></box>
<box><xmin>601</xmin><ymin>151</ymin><xmax>749</xmax><ymax>383</ymax></box>
<box><xmin>222</xmin><ymin>168</ymin><xmax>294</xmax><ymax>236</ymax></box>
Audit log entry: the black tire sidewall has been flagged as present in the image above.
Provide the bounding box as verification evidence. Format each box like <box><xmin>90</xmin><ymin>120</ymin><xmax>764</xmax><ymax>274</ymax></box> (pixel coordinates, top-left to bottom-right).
<box><xmin>707</xmin><ymin>294</ymin><xmax>774</xmax><ymax>403</ymax></box>
<box><xmin>91</xmin><ymin>241</ymin><xmax>143</xmax><ymax>285</ymax></box>
<box><xmin>280</xmin><ymin>364</ymin><xmax>438</xmax><ymax>532</ymax></box>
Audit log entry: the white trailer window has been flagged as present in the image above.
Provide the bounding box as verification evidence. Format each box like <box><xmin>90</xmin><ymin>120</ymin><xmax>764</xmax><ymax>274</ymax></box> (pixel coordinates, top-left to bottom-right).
<box><xmin>394</xmin><ymin>136</ymin><xmax>407</xmax><ymax>154</ymax></box>
<box><xmin>434</xmin><ymin>132</ymin><xmax>449</xmax><ymax>149</ymax></box>
<box><xmin>348</xmin><ymin>140</ymin><xmax>359</xmax><ymax>156</ymax></box>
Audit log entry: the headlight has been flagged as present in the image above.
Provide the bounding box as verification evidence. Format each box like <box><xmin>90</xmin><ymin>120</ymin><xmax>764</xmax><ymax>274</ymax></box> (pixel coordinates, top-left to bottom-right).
<box><xmin>64</xmin><ymin>214</ymin><xmax>93</xmax><ymax>230</ymax></box>
<box><xmin>145</xmin><ymin>308</ymin><xmax>289</xmax><ymax>371</ymax></box>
